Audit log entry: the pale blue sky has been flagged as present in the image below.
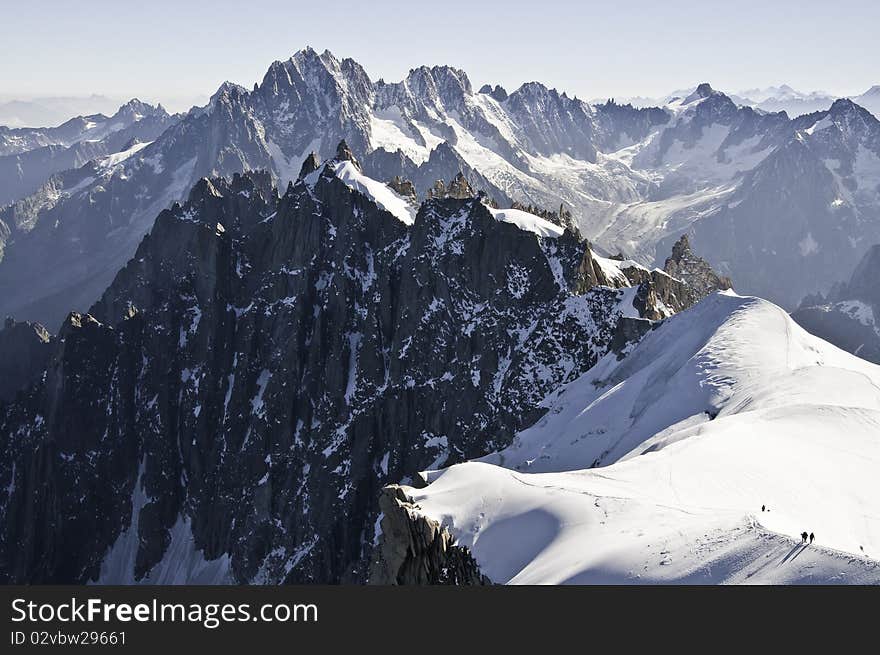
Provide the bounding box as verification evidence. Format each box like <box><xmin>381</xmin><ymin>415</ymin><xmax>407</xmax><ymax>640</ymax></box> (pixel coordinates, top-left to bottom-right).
<box><xmin>2</xmin><ymin>0</ymin><xmax>878</xmax><ymax>110</ymax></box>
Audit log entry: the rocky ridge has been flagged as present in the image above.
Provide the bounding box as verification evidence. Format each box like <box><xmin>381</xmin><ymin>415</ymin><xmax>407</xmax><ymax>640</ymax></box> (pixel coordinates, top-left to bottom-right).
<box><xmin>368</xmin><ymin>485</ymin><xmax>490</xmax><ymax>585</ymax></box>
<box><xmin>0</xmin><ymin>147</ymin><xmax>724</xmax><ymax>584</ymax></box>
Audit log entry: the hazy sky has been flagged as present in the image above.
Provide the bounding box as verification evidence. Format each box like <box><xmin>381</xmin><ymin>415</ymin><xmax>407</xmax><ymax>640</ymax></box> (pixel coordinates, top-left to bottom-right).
<box><xmin>3</xmin><ymin>0</ymin><xmax>878</xmax><ymax>111</ymax></box>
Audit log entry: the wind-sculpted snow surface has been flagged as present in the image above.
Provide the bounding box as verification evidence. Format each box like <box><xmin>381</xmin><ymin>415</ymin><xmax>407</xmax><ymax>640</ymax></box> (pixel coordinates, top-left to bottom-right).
<box><xmin>405</xmin><ymin>292</ymin><xmax>880</xmax><ymax>584</ymax></box>
<box><xmin>0</xmin><ymin>158</ymin><xmax>671</xmax><ymax>584</ymax></box>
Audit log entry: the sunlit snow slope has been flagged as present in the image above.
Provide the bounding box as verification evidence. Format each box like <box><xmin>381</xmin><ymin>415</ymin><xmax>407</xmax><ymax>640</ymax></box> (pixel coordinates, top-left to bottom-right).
<box><xmin>407</xmin><ymin>291</ymin><xmax>880</xmax><ymax>584</ymax></box>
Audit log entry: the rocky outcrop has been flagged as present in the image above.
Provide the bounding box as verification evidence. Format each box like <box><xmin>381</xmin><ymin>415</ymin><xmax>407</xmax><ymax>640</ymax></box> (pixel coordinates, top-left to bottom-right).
<box><xmin>298</xmin><ymin>152</ymin><xmax>321</xmax><ymax>179</ymax></box>
<box><xmin>0</xmin><ymin>156</ymin><xmax>654</xmax><ymax>584</ymax></box>
<box><xmin>361</xmin><ymin>144</ymin><xmax>511</xmax><ymax>207</ymax></box>
<box><xmin>369</xmin><ymin>486</ymin><xmax>490</xmax><ymax>585</ymax></box>
<box><xmin>662</xmin><ymin>235</ymin><xmax>733</xmax><ymax>303</ymax></box>
<box><xmin>334</xmin><ymin>139</ymin><xmax>360</xmax><ymax>167</ymax></box>
<box><xmin>447</xmin><ymin>172</ymin><xmax>474</xmax><ymax>199</ymax></box>
<box><xmin>593</xmin><ymin>99</ymin><xmax>668</xmax><ymax>151</ymax></box>
<box><xmin>387</xmin><ymin>175</ymin><xmax>416</xmax><ymax>200</ymax></box>
<box><xmin>584</xmin><ymin>237</ymin><xmax>734</xmax><ymax>322</ymax></box>
<box><xmin>425</xmin><ymin>172</ymin><xmax>476</xmax><ymax>200</ymax></box>
<box><xmin>478</xmin><ymin>84</ymin><xmax>508</xmax><ymax>103</ymax></box>
<box><xmin>0</xmin><ymin>317</ymin><xmax>53</xmax><ymax>402</ymax></box>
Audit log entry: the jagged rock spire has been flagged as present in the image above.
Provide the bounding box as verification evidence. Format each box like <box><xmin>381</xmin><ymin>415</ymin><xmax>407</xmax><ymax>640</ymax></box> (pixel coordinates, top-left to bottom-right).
<box><xmin>447</xmin><ymin>172</ymin><xmax>474</xmax><ymax>199</ymax></box>
<box><xmin>387</xmin><ymin>175</ymin><xmax>416</xmax><ymax>200</ymax></box>
<box><xmin>334</xmin><ymin>139</ymin><xmax>361</xmax><ymax>170</ymax></box>
<box><xmin>670</xmin><ymin>234</ymin><xmax>692</xmax><ymax>260</ymax></box>
<box><xmin>425</xmin><ymin>172</ymin><xmax>475</xmax><ymax>200</ymax></box>
<box><xmin>299</xmin><ymin>152</ymin><xmax>321</xmax><ymax>179</ymax></box>
<box><xmin>478</xmin><ymin>84</ymin><xmax>508</xmax><ymax>102</ymax></box>
<box><xmin>663</xmin><ymin>234</ymin><xmax>733</xmax><ymax>301</ymax></box>
<box><xmin>426</xmin><ymin>179</ymin><xmax>447</xmax><ymax>200</ymax></box>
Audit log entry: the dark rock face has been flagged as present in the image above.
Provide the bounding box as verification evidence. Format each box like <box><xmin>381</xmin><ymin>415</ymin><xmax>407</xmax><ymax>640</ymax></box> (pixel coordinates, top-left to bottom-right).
<box><xmin>792</xmin><ymin>244</ymin><xmax>880</xmax><ymax>364</ymax></box>
<box><xmin>842</xmin><ymin>244</ymin><xmax>880</xmax><ymax>308</ymax></box>
<box><xmin>678</xmin><ymin>99</ymin><xmax>880</xmax><ymax>309</ymax></box>
<box><xmin>503</xmin><ymin>83</ymin><xmax>598</xmax><ymax>162</ymax></box>
<box><xmin>594</xmin><ymin>99</ymin><xmax>669</xmax><ymax>151</ymax></box>
<box><xmin>613</xmin><ymin>266</ymin><xmax>703</xmax><ymax>322</ymax></box>
<box><xmin>0</xmin><ymin>163</ymin><xmax>656</xmax><ymax>585</ymax></box>
<box><xmin>334</xmin><ymin>139</ymin><xmax>360</xmax><ymax>166</ymax></box>
<box><xmin>794</xmin><ymin>304</ymin><xmax>880</xmax><ymax>364</ymax></box>
<box><xmin>654</xmin><ymin>85</ymin><xmax>790</xmax><ymax>171</ymax></box>
<box><xmin>426</xmin><ymin>172</ymin><xmax>475</xmax><ymax>200</ymax></box>
<box><xmin>662</xmin><ymin>235</ymin><xmax>733</xmax><ymax>302</ymax></box>
<box><xmin>368</xmin><ymin>486</ymin><xmax>490</xmax><ymax>585</ymax></box>
<box><xmin>298</xmin><ymin>152</ymin><xmax>321</xmax><ymax>179</ymax></box>
<box><xmin>592</xmin><ymin>237</ymin><xmax>733</xmax><ymax>323</ymax></box>
<box><xmin>479</xmin><ymin>84</ymin><xmax>508</xmax><ymax>103</ymax></box>
<box><xmin>0</xmin><ymin>317</ymin><xmax>53</xmax><ymax>402</ymax></box>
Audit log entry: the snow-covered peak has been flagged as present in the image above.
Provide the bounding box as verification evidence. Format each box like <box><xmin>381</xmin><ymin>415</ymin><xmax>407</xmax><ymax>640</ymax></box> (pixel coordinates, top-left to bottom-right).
<box><xmin>205</xmin><ymin>81</ymin><xmax>248</xmax><ymax>110</ymax></box>
<box><xmin>662</xmin><ymin>83</ymin><xmax>737</xmax><ymax>118</ymax></box>
<box><xmin>682</xmin><ymin>82</ymin><xmax>717</xmax><ymax>104</ymax></box>
<box><xmin>372</xmin><ymin>64</ymin><xmax>475</xmax><ymax>125</ymax></box>
<box><xmin>729</xmin><ymin>86</ymin><xmax>839</xmax><ymax>118</ymax></box>
<box><xmin>321</xmin><ymin>159</ymin><xmax>416</xmax><ymax>225</ymax></box>
<box><xmin>829</xmin><ymin>97</ymin><xmax>862</xmax><ymax>116</ymax></box>
<box><xmin>111</xmin><ymin>98</ymin><xmax>165</xmax><ymax>122</ymax></box>
<box><xmin>408</xmin><ymin>292</ymin><xmax>880</xmax><ymax>583</ymax></box>
<box><xmin>818</xmin><ymin>98</ymin><xmax>880</xmax><ymax>143</ymax></box>
<box><xmin>258</xmin><ymin>47</ymin><xmax>372</xmax><ymax>111</ymax></box>
<box><xmin>404</xmin><ymin>65</ymin><xmax>473</xmax><ymax>109</ymax></box>
<box><xmin>479</xmin><ymin>291</ymin><xmax>874</xmax><ymax>473</ymax></box>
<box><xmin>287</xmin><ymin>47</ymin><xmax>358</xmax><ymax>92</ymax></box>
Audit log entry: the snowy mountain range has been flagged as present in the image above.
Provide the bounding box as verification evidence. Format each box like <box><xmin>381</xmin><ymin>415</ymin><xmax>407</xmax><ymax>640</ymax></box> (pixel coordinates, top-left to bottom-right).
<box><xmin>735</xmin><ymin>85</ymin><xmax>838</xmax><ymax>116</ymax></box>
<box><xmin>2</xmin><ymin>48</ymin><xmax>880</xmax><ymax>329</ymax></box>
<box><xmin>623</xmin><ymin>83</ymin><xmax>880</xmax><ymax>120</ymax></box>
<box><xmin>0</xmin><ymin>95</ymin><xmax>129</xmax><ymax>130</ymax></box>
<box><xmin>0</xmin><ymin>100</ymin><xmax>179</xmax><ymax>209</ymax></box>
<box><xmin>0</xmin><ymin>144</ymin><xmax>732</xmax><ymax>583</ymax></box>
<box><xmin>2</xmin><ymin>48</ymin><xmax>880</xmax><ymax>586</ymax></box>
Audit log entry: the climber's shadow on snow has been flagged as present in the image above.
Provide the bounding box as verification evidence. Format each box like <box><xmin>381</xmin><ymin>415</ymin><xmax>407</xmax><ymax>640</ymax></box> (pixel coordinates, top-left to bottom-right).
<box><xmin>780</xmin><ymin>543</ymin><xmax>807</xmax><ymax>565</ymax></box>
